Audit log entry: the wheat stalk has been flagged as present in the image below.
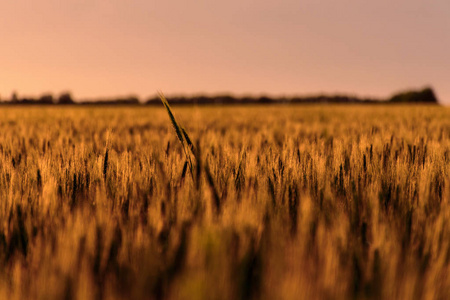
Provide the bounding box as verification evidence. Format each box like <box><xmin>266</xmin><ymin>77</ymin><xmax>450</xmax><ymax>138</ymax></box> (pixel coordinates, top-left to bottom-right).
<box><xmin>158</xmin><ymin>91</ymin><xmax>195</xmax><ymax>177</ymax></box>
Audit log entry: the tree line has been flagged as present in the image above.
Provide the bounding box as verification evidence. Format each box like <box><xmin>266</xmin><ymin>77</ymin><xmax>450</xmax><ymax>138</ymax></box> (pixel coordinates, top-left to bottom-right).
<box><xmin>0</xmin><ymin>87</ymin><xmax>439</xmax><ymax>105</ymax></box>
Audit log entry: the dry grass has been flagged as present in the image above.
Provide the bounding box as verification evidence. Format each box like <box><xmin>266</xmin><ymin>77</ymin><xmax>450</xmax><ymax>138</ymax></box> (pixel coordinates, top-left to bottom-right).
<box><xmin>0</xmin><ymin>104</ymin><xmax>449</xmax><ymax>299</ymax></box>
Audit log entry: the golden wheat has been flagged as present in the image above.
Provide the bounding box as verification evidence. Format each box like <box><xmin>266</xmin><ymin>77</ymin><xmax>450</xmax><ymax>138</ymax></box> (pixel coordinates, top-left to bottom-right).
<box><xmin>0</xmin><ymin>104</ymin><xmax>448</xmax><ymax>300</ymax></box>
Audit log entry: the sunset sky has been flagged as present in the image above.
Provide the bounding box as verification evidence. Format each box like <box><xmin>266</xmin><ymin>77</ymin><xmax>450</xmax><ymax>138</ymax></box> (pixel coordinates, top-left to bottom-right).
<box><xmin>1</xmin><ymin>1</ymin><xmax>449</xmax><ymax>103</ymax></box>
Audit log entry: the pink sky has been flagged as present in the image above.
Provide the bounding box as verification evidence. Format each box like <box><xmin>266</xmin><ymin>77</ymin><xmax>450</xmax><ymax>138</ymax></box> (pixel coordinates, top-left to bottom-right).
<box><xmin>1</xmin><ymin>1</ymin><xmax>449</xmax><ymax>103</ymax></box>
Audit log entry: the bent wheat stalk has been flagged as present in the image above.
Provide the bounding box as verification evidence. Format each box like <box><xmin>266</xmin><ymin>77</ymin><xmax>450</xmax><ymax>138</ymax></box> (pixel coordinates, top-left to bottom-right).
<box><xmin>159</xmin><ymin>91</ymin><xmax>195</xmax><ymax>177</ymax></box>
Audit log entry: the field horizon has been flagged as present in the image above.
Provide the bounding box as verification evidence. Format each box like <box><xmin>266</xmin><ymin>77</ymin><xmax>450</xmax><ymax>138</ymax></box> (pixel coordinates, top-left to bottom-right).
<box><xmin>0</xmin><ymin>86</ymin><xmax>441</xmax><ymax>106</ymax></box>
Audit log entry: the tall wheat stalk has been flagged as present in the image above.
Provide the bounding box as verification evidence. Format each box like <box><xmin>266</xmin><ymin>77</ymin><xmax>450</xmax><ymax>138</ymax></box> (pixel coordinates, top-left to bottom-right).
<box><xmin>159</xmin><ymin>91</ymin><xmax>196</xmax><ymax>177</ymax></box>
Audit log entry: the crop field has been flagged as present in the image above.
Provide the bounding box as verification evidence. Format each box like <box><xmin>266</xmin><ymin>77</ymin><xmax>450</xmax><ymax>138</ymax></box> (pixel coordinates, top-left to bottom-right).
<box><xmin>0</xmin><ymin>104</ymin><xmax>449</xmax><ymax>300</ymax></box>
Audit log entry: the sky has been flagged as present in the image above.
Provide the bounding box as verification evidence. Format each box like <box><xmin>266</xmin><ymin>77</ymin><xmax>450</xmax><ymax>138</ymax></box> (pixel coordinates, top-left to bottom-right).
<box><xmin>1</xmin><ymin>1</ymin><xmax>449</xmax><ymax>103</ymax></box>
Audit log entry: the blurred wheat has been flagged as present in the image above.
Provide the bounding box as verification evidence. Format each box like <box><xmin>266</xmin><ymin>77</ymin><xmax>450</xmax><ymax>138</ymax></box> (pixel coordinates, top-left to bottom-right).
<box><xmin>0</xmin><ymin>104</ymin><xmax>448</xmax><ymax>300</ymax></box>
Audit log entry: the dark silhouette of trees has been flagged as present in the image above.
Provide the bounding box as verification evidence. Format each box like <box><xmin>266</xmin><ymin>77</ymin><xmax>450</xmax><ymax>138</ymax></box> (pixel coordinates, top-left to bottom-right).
<box><xmin>388</xmin><ymin>87</ymin><xmax>438</xmax><ymax>104</ymax></box>
<box><xmin>0</xmin><ymin>88</ymin><xmax>440</xmax><ymax>106</ymax></box>
<box><xmin>38</xmin><ymin>94</ymin><xmax>54</xmax><ymax>104</ymax></box>
<box><xmin>57</xmin><ymin>92</ymin><xmax>74</xmax><ymax>105</ymax></box>
<box><xmin>11</xmin><ymin>92</ymin><xmax>18</xmax><ymax>103</ymax></box>
<box><xmin>79</xmin><ymin>96</ymin><xmax>140</xmax><ymax>105</ymax></box>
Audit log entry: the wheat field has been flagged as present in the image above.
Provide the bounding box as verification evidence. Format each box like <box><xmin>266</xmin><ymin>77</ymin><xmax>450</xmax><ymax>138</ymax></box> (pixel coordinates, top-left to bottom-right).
<box><xmin>0</xmin><ymin>104</ymin><xmax>449</xmax><ymax>299</ymax></box>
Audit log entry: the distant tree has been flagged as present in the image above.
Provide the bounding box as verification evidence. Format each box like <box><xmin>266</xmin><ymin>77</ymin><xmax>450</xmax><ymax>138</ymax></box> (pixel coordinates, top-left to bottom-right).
<box><xmin>38</xmin><ymin>94</ymin><xmax>54</xmax><ymax>104</ymax></box>
<box><xmin>389</xmin><ymin>87</ymin><xmax>439</xmax><ymax>104</ymax></box>
<box><xmin>57</xmin><ymin>92</ymin><xmax>74</xmax><ymax>104</ymax></box>
<box><xmin>115</xmin><ymin>96</ymin><xmax>139</xmax><ymax>105</ymax></box>
<box><xmin>146</xmin><ymin>96</ymin><xmax>160</xmax><ymax>105</ymax></box>
<box><xmin>11</xmin><ymin>91</ymin><xmax>18</xmax><ymax>103</ymax></box>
